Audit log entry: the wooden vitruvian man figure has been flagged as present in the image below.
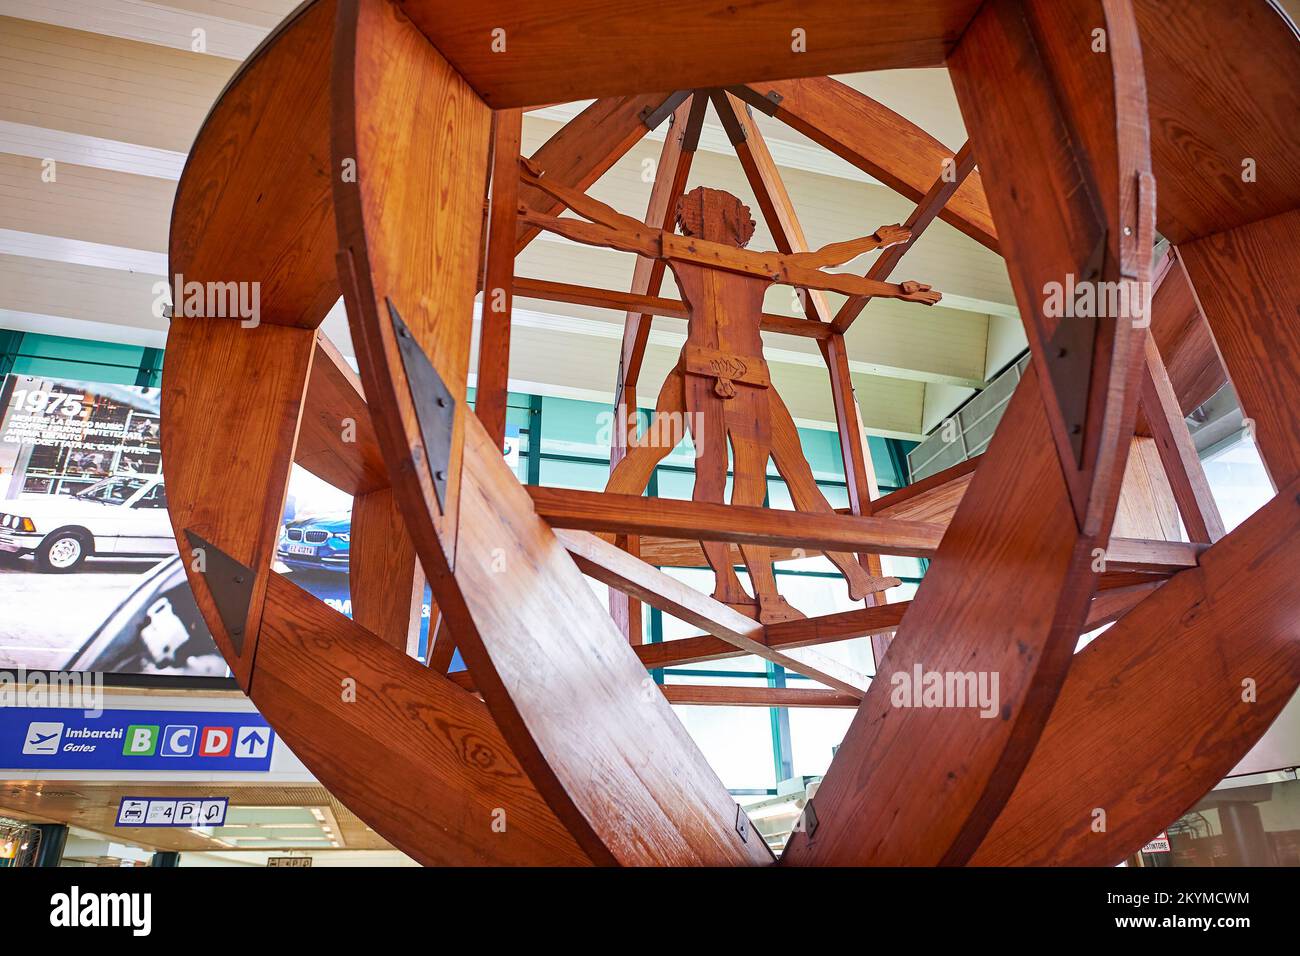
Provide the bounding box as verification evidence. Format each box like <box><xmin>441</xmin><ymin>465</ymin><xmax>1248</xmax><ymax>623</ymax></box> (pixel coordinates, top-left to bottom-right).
<box><xmin>520</xmin><ymin>162</ymin><xmax>943</xmax><ymax>622</ymax></box>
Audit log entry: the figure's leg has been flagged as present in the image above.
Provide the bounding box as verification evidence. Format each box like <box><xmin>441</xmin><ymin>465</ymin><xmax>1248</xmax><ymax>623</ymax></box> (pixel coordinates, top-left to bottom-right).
<box><xmin>726</xmin><ymin>391</ymin><xmax>804</xmax><ymax>624</ymax></box>
<box><xmin>606</xmin><ymin>367</ymin><xmax>687</xmax><ymax>496</ymax></box>
<box><xmin>766</xmin><ymin>389</ymin><xmax>899</xmax><ymax>601</ymax></box>
<box><xmin>683</xmin><ymin>374</ymin><xmax>754</xmax><ymax>609</ymax></box>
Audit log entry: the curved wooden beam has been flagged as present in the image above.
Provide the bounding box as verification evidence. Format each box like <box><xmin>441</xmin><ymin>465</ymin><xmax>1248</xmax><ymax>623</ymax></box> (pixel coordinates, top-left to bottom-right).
<box><xmin>163</xmin><ymin>0</ymin><xmax>587</xmax><ymax>867</ymax></box>
<box><xmin>1135</xmin><ymin>0</ymin><xmax>1300</xmax><ymax>244</ymax></box>
<box><xmin>333</xmin><ymin>0</ymin><xmax>770</xmax><ymax>866</ymax></box>
<box><xmin>396</xmin><ymin>0</ymin><xmax>984</xmax><ymax>107</ymax></box>
<box><xmin>781</xmin><ymin>0</ymin><xmax>1153</xmax><ymax>866</ymax></box>
<box><xmin>170</xmin><ymin>0</ymin><xmax>338</xmax><ymax>329</ymax></box>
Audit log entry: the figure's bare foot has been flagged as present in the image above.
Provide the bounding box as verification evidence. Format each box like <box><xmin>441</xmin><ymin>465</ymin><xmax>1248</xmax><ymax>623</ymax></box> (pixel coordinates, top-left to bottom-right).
<box><xmin>875</xmin><ymin>223</ymin><xmax>912</xmax><ymax>249</ymax></box>
<box><xmin>757</xmin><ymin>595</ymin><xmax>806</xmax><ymax>625</ymax></box>
<box><xmin>846</xmin><ymin>574</ymin><xmax>902</xmax><ymax>602</ymax></box>
<box><xmin>900</xmin><ymin>280</ymin><xmax>942</xmax><ymax>306</ymax></box>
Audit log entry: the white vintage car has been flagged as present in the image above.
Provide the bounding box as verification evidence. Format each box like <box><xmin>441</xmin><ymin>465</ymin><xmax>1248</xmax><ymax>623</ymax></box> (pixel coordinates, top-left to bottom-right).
<box><xmin>0</xmin><ymin>474</ymin><xmax>176</xmax><ymax>572</ymax></box>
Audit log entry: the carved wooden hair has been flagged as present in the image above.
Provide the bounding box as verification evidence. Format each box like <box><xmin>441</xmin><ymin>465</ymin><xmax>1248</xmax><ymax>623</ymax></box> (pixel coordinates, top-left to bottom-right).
<box><xmin>676</xmin><ymin>186</ymin><xmax>756</xmax><ymax>248</ymax></box>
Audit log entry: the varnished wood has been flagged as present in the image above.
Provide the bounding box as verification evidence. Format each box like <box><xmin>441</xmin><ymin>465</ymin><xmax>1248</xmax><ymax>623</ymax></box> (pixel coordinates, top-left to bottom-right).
<box><xmin>397</xmin><ymin>1</ymin><xmax>984</xmax><ymax>107</ymax></box>
<box><xmin>949</xmin><ymin>0</ymin><xmax>1154</xmax><ymax>538</ymax></box>
<box><xmin>516</xmin><ymin>94</ymin><xmax>666</xmax><ymax>251</ymax></box>
<box><xmin>162</xmin><ymin>318</ymin><xmax>315</xmax><ymax>690</ymax></box>
<box><xmin>734</xmin><ymin>78</ymin><xmax>997</xmax><ymax>251</ymax></box>
<box><xmin>335</xmin><ymin>0</ymin><xmax>770</xmax><ymax>867</ymax></box>
<box><xmin>513</xmin><ymin>276</ymin><xmax>831</xmax><ymax>339</ymax></box>
<box><xmin>476</xmin><ymin>108</ymin><xmax>523</xmax><ymax>446</ymax></box>
<box><xmin>974</xmin><ymin>476</ymin><xmax>1300</xmax><ymax>865</ymax></box>
<box><xmin>1135</xmin><ymin>0</ymin><xmax>1300</xmax><ymax>244</ymax></box>
<box><xmin>662</xmin><ymin>685</ymin><xmax>860</xmax><ymax>709</ymax></box>
<box><xmin>1138</xmin><ymin>334</ymin><xmax>1226</xmax><ymax>543</ymax></box>
<box><xmin>1181</xmin><ymin>209</ymin><xmax>1300</xmax><ymax>486</ymax></box>
<box><xmin>350</xmin><ymin>486</ymin><xmax>426</xmax><ymax>654</ymax></box>
<box><xmin>170</xmin><ymin>0</ymin><xmax>338</xmax><ymax>329</ymax></box>
<box><xmin>529</xmin><ymin>484</ymin><xmax>1199</xmax><ymax>572</ymax></box>
<box><xmin>1149</xmin><ymin>247</ymin><xmax>1227</xmax><ymax>415</ymax></box>
<box><xmin>831</xmin><ymin>141</ymin><xmax>977</xmax><ymax>333</ymax></box>
<box><xmin>294</xmin><ymin>333</ymin><xmax>387</xmax><ymax>495</ymax></box>
<box><xmin>556</xmin><ymin>529</ymin><xmax>869</xmax><ymax>696</ymax></box>
<box><xmin>257</xmin><ymin>573</ymin><xmax>589</xmax><ymax>865</ymax></box>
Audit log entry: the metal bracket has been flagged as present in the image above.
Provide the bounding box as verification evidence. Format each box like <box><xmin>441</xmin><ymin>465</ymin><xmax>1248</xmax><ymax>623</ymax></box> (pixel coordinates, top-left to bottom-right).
<box><xmin>183</xmin><ymin>530</ymin><xmax>254</xmax><ymax>656</ymax></box>
<box><xmin>1044</xmin><ymin>229</ymin><xmax>1108</xmax><ymax>467</ymax></box>
<box><xmin>388</xmin><ymin>298</ymin><xmax>456</xmax><ymax>512</ymax></box>
<box><xmin>638</xmin><ymin>91</ymin><xmax>691</xmax><ymax>131</ymax></box>
<box><xmin>798</xmin><ymin>799</ymin><xmax>819</xmax><ymax>838</ymax></box>
<box><xmin>734</xmin><ymin>804</ymin><xmax>750</xmax><ymax>843</ymax></box>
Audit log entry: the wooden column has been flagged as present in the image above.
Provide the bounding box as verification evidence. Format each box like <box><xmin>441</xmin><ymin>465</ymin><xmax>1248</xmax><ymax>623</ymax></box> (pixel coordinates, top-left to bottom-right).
<box><xmin>476</xmin><ymin>108</ymin><xmax>523</xmax><ymax>447</ymax></box>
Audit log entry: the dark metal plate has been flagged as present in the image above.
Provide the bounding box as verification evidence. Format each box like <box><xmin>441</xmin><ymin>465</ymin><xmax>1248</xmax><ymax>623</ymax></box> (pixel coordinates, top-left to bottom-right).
<box><xmin>183</xmin><ymin>530</ymin><xmax>254</xmax><ymax>656</ymax></box>
<box><xmin>388</xmin><ymin>298</ymin><xmax>456</xmax><ymax>512</ymax></box>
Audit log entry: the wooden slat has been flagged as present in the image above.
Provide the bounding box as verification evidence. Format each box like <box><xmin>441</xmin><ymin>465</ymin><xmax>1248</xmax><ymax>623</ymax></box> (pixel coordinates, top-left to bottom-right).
<box><xmin>637</xmin><ymin>602</ymin><xmax>912</xmax><ymax>672</ymax></box>
<box><xmin>294</xmin><ymin>334</ymin><xmax>388</xmax><ymax>495</ymax></box>
<box><xmin>255</xmin><ymin>573</ymin><xmax>589</xmax><ymax>865</ymax></box>
<box><xmin>1135</xmin><ymin>0</ymin><xmax>1300</xmax><ymax>244</ymax></box>
<box><xmin>350</xmin><ymin>486</ymin><xmax>426</xmax><ymax>655</ymax></box>
<box><xmin>516</xmin><ymin>94</ymin><xmax>666</xmax><ymax>251</ymax></box>
<box><xmin>398</xmin><ymin>1</ymin><xmax>984</xmax><ymax>107</ymax></box>
<box><xmin>529</xmin><ymin>485</ymin><xmax>1199</xmax><ymax>571</ymax></box>
<box><xmin>1181</xmin><ymin>209</ymin><xmax>1300</xmax><ymax>486</ymax></box>
<box><xmin>170</xmin><ymin>0</ymin><xmax>338</xmax><ymax>329</ymax></box>
<box><xmin>1139</xmin><ymin>334</ymin><xmax>1226</xmax><ymax>543</ymax></box>
<box><xmin>871</xmin><ymin>456</ymin><xmax>979</xmax><ymax>523</ymax></box>
<box><xmin>556</xmin><ymin>529</ymin><xmax>868</xmax><ymax>696</ymax></box>
<box><xmin>831</xmin><ymin>140</ymin><xmax>977</xmax><ymax>333</ymax></box>
<box><xmin>735</xmin><ymin>77</ymin><xmax>998</xmax><ymax>251</ymax></box>
<box><xmin>637</xmin><ymin>537</ymin><xmax>805</xmax><ymax>568</ymax></box>
<box><xmin>513</xmin><ymin>276</ymin><xmax>829</xmax><ymax>338</ymax></box>
<box><xmin>529</xmin><ymin>486</ymin><xmax>944</xmax><ymax>557</ymax></box>
<box><xmin>662</xmin><ymin>685</ymin><xmax>859</xmax><ymax>709</ymax></box>
<box><xmin>1149</xmin><ymin>247</ymin><xmax>1228</xmax><ymax>415</ymax></box>
<box><xmin>476</xmin><ymin>108</ymin><xmax>523</xmax><ymax>445</ymax></box>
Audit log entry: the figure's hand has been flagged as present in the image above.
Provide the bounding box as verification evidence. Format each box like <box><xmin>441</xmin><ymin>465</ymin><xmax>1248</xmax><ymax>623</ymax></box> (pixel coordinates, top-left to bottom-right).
<box><xmin>874</xmin><ymin>223</ymin><xmax>912</xmax><ymax>249</ymax></box>
<box><xmin>900</xmin><ymin>280</ymin><xmax>942</xmax><ymax>306</ymax></box>
<box><xmin>519</xmin><ymin>155</ymin><xmax>545</xmax><ymax>182</ymax></box>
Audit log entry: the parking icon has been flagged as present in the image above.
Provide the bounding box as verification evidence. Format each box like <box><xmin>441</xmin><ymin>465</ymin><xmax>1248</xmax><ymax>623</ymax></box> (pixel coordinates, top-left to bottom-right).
<box><xmin>23</xmin><ymin>722</ymin><xmax>63</xmax><ymax>755</ymax></box>
<box><xmin>160</xmin><ymin>724</ymin><xmax>198</xmax><ymax>758</ymax></box>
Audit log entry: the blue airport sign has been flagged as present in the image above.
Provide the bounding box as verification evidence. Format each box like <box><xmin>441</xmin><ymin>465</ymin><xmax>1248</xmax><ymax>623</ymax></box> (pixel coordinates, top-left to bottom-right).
<box><xmin>0</xmin><ymin>707</ymin><xmax>275</xmax><ymax>771</ymax></box>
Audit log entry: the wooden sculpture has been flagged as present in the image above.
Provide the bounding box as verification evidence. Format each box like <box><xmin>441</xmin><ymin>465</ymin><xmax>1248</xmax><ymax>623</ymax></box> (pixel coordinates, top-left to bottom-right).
<box><xmin>519</xmin><ymin>165</ymin><xmax>936</xmax><ymax>620</ymax></box>
<box><xmin>161</xmin><ymin>0</ymin><xmax>1300</xmax><ymax>868</ymax></box>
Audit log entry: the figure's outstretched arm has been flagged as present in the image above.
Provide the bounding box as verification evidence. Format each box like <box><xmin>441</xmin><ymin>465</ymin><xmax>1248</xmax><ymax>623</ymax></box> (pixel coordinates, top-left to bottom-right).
<box><xmin>782</xmin><ymin>260</ymin><xmax>943</xmax><ymax>306</ymax></box>
<box><xmin>784</xmin><ymin>223</ymin><xmax>912</xmax><ymax>270</ymax></box>
<box><xmin>519</xmin><ymin>156</ymin><xmax>650</xmax><ymax>233</ymax></box>
<box><xmin>516</xmin><ymin>205</ymin><xmax>663</xmax><ymax>259</ymax></box>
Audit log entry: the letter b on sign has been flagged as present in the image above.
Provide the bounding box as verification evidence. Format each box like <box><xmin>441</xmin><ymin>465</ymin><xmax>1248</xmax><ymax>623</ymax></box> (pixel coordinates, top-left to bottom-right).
<box><xmin>200</xmin><ymin>727</ymin><xmax>233</xmax><ymax>757</ymax></box>
<box><xmin>123</xmin><ymin>725</ymin><xmax>158</xmax><ymax>756</ymax></box>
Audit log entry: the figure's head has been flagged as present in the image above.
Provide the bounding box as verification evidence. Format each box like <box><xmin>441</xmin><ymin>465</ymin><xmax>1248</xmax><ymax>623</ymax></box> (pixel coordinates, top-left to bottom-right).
<box><xmin>676</xmin><ymin>187</ymin><xmax>756</xmax><ymax>248</ymax></box>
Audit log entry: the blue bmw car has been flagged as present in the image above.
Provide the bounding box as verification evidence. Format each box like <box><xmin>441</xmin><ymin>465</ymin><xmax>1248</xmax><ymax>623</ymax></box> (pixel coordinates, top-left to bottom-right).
<box><xmin>277</xmin><ymin>512</ymin><xmax>351</xmax><ymax>573</ymax></box>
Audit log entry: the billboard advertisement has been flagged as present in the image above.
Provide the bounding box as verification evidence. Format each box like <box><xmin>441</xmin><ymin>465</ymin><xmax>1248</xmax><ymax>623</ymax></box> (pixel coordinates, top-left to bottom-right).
<box><xmin>0</xmin><ymin>373</ymin><xmax>446</xmax><ymax>680</ymax></box>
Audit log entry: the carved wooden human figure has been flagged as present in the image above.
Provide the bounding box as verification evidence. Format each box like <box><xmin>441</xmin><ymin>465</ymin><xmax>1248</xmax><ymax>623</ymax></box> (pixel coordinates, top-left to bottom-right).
<box><xmin>520</xmin><ymin>169</ymin><xmax>941</xmax><ymax>621</ymax></box>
